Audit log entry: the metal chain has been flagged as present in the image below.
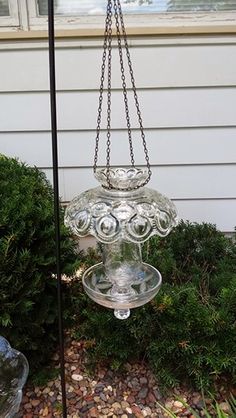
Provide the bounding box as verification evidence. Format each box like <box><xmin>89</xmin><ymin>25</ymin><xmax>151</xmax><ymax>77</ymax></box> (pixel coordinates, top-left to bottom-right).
<box><xmin>116</xmin><ymin>0</ymin><xmax>152</xmax><ymax>186</ymax></box>
<box><xmin>94</xmin><ymin>0</ymin><xmax>113</xmax><ymax>173</ymax></box>
<box><xmin>113</xmin><ymin>0</ymin><xmax>135</xmax><ymax>168</ymax></box>
<box><xmin>93</xmin><ymin>0</ymin><xmax>152</xmax><ymax>190</ymax></box>
<box><xmin>105</xmin><ymin>2</ymin><xmax>113</xmax><ymax>188</ymax></box>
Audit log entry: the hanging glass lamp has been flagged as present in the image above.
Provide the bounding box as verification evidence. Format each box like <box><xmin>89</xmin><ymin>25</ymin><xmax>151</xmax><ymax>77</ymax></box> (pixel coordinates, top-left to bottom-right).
<box><xmin>65</xmin><ymin>0</ymin><xmax>178</xmax><ymax>319</ymax></box>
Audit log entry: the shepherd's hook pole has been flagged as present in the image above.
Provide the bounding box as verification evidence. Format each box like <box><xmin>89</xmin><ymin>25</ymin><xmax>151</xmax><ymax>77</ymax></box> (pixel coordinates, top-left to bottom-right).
<box><xmin>48</xmin><ymin>1</ymin><xmax>67</xmax><ymax>417</ymax></box>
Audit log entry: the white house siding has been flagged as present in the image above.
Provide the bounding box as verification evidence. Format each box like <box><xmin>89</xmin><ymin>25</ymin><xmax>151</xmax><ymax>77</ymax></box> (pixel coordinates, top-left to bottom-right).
<box><xmin>0</xmin><ymin>35</ymin><xmax>236</xmax><ymax>232</ymax></box>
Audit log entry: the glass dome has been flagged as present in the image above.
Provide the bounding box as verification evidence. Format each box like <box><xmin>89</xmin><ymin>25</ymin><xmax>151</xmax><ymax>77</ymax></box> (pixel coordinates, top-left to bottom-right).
<box><xmin>65</xmin><ymin>167</ymin><xmax>177</xmax><ymax>244</ymax></box>
<box><xmin>0</xmin><ymin>336</ymin><xmax>29</xmax><ymax>418</ymax></box>
<box><xmin>65</xmin><ymin>167</ymin><xmax>178</xmax><ymax>319</ymax></box>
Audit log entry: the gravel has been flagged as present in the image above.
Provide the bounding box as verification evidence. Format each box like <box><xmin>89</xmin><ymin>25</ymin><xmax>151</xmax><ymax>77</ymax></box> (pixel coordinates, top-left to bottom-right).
<box><xmin>20</xmin><ymin>337</ymin><xmax>233</xmax><ymax>418</ymax></box>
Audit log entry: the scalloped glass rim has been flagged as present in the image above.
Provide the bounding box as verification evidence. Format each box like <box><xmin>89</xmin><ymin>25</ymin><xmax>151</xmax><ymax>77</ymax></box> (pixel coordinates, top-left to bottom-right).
<box><xmin>95</xmin><ymin>167</ymin><xmax>149</xmax><ymax>190</ymax></box>
<box><xmin>65</xmin><ymin>186</ymin><xmax>178</xmax><ymax>244</ymax></box>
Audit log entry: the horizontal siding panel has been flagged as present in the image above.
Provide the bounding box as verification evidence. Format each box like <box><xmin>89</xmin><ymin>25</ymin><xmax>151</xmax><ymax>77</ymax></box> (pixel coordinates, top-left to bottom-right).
<box><xmin>1</xmin><ymin>127</ymin><xmax>236</xmax><ymax>167</ymax></box>
<box><xmin>0</xmin><ymin>44</ymin><xmax>236</xmax><ymax>92</ymax></box>
<box><xmin>1</xmin><ymin>88</ymin><xmax>236</xmax><ymax>131</ymax></box>
<box><xmin>42</xmin><ymin>165</ymin><xmax>236</xmax><ymax>202</ymax></box>
<box><xmin>0</xmin><ymin>132</ymin><xmax>52</xmax><ymax>166</ymax></box>
<box><xmin>175</xmin><ymin>200</ymin><xmax>236</xmax><ymax>232</ymax></box>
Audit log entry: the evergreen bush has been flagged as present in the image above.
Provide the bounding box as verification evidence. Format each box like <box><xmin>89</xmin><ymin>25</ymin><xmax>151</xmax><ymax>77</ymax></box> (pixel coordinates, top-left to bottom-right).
<box><xmin>0</xmin><ymin>155</ymin><xmax>79</xmax><ymax>373</ymax></box>
<box><xmin>74</xmin><ymin>221</ymin><xmax>236</xmax><ymax>389</ymax></box>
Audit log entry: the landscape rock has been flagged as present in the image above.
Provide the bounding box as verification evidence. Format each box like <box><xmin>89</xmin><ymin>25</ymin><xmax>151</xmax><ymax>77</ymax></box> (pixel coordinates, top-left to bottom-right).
<box><xmin>19</xmin><ymin>336</ymin><xmax>232</xmax><ymax>418</ymax></box>
<box><xmin>71</xmin><ymin>374</ymin><xmax>84</xmax><ymax>382</ymax></box>
<box><xmin>219</xmin><ymin>402</ymin><xmax>230</xmax><ymax>413</ymax></box>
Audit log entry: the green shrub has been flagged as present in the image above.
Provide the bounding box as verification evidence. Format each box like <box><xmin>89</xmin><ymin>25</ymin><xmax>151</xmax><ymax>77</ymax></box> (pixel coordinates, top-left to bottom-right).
<box><xmin>0</xmin><ymin>155</ymin><xmax>79</xmax><ymax>373</ymax></box>
<box><xmin>142</xmin><ymin>221</ymin><xmax>236</xmax><ymax>287</ymax></box>
<box><xmin>74</xmin><ymin>221</ymin><xmax>236</xmax><ymax>389</ymax></box>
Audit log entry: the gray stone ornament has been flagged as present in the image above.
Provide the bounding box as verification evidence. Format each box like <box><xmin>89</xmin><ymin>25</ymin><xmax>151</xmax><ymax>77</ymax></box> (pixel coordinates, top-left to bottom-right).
<box><xmin>0</xmin><ymin>337</ymin><xmax>29</xmax><ymax>418</ymax></box>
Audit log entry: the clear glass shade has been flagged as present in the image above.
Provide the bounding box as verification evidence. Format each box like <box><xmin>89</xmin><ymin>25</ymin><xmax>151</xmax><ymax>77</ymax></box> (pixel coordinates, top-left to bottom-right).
<box><xmin>65</xmin><ymin>167</ymin><xmax>178</xmax><ymax>319</ymax></box>
<box><xmin>0</xmin><ymin>337</ymin><xmax>29</xmax><ymax>418</ymax></box>
<box><xmin>65</xmin><ymin>168</ymin><xmax>177</xmax><ymax>244</ymax></box>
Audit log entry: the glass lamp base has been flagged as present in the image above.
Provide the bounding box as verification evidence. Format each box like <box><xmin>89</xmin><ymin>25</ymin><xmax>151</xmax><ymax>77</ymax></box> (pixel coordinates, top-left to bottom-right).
<box><xmin>82</xmin><ymin>262</ymin><xmax>162</xmax><ymax>318</ymax></box>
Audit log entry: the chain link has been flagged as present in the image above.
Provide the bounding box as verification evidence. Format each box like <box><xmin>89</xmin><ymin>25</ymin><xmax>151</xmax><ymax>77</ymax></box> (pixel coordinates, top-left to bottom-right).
<box><xmin>94</xmin><ymin>0</ymin><xmax>113</xmax><ymax>173</ymax></box>
<box><xmin>116</xmin><ymin>0</ymin><xmax>152</xmax><ymax>185</ymax></box>
<box><xmin>113</xmin><ymin>0</ymin><xmax>135</xmax><ymax>168</ymax></box>
<box><xmin>105</xmin><ymin>2</ymin><xmax>113</xmax><ymax>188</ymax></box>
<box><xmin>93</xmin><ymin>0</ymin><xmax>152</xmax><ymax>190</ymax></box>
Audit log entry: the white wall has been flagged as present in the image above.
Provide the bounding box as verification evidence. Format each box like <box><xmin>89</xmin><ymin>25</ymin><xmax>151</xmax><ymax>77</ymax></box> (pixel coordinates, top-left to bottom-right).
<box><xmin>0</xmin><ymin>35</ymin><xmax>236</xmax><ymax>232</ymax></box>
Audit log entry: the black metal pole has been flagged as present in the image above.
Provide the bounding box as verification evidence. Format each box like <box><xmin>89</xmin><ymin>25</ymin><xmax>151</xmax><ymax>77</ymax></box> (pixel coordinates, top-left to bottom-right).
<box><xmin>48</xmin><ymin>1</ymin><xmax>67</xmax><ymax>417</ymax></box>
